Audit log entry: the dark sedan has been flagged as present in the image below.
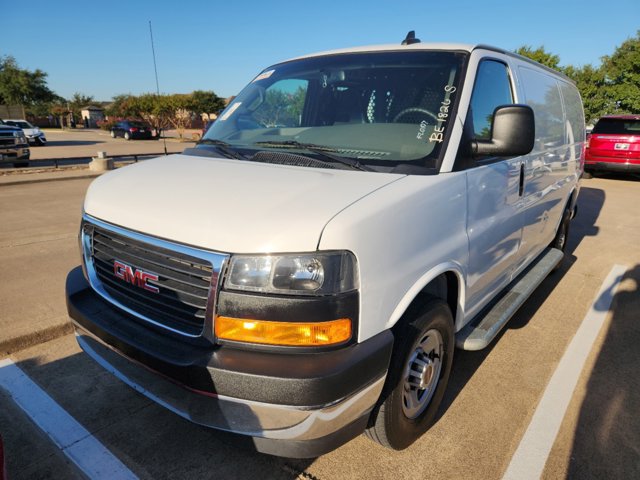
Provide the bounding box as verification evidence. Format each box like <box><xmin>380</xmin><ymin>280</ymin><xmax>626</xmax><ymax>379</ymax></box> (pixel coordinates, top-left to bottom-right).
<box><xmin>110</xmin><ymin>121</ymin><xmax>153</xmax><ymax>140</ymax></box>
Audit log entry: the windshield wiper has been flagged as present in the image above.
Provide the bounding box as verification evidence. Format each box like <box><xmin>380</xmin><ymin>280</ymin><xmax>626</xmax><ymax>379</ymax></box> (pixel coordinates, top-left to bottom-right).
<box><xmin>253</xmin><ymin>140</ymin><xmax>373</xmax><ymax>172</ymax></box>
<box><xmin>197</xmin><ymin>139</ymin><xmax>248</xmax><ymax>160</ymax></box>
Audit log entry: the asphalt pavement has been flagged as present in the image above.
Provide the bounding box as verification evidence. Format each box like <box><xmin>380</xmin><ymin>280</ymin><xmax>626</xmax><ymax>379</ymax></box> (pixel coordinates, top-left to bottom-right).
<box><xmin>0</xmin><ymin>160</ymin><xmax>638</xmax><ymax>478</ymax></box>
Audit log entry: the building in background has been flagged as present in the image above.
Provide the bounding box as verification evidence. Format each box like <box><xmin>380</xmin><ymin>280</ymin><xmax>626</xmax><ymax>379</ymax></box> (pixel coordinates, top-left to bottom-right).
<box><xmin>81</xmin><ymin>106</ymin><xmax>105</xmax><ymax>128</ymax></box>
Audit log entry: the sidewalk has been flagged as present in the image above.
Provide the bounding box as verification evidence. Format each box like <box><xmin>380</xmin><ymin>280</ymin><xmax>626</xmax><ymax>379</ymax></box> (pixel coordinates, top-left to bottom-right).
<box><xmin>0</xmin><ymin>175</ymin><xmax>97</xmax><ymax>355</ymax></box>
<box><xmin>0</xmin><ymin>166</ymin><xmax>103</xmax><ymax>187</ymax></box>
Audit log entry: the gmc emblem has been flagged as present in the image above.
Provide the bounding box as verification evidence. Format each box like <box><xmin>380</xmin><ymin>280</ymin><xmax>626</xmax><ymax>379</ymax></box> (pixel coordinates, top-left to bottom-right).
<box><xmin>113</xmin><ymin>260</ymin><xmax>160</xmax><ymax>293</ymax></box>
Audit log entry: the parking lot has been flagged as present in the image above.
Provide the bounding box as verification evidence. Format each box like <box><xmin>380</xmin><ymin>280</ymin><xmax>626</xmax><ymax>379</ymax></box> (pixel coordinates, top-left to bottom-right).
<box><xmin>0</xmin><ymin>160</ymin><xmax>639</xmax><ymax>478</ymax></box>
<box><xmin>0</xmin><ymin>128</ymin><xmax>195</xmax><ymax>169</ymax></box>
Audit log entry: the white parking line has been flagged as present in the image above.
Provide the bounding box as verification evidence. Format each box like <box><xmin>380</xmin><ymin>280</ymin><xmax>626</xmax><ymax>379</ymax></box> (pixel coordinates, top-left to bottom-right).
<box><xmin>0</xmin><ymin>359</ymin><xmax>137</xmax><ymax>480</ymax></box>
<box><xmin>502</xmin><ymin>264</ymin><xmax>628</xmax><ymax>480</ymax></box>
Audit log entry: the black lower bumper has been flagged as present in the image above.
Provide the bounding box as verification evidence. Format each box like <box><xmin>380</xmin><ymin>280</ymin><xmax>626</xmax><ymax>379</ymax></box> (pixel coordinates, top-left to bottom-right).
<box><xmin>585</xmin><ymin>160</ymin><xmax>640</xmax><ymax>173</ymax></box>
<box><xmin>66</xmin><ymin>266</ymin><xmax>393</xmax><ymax>456</ymax></box>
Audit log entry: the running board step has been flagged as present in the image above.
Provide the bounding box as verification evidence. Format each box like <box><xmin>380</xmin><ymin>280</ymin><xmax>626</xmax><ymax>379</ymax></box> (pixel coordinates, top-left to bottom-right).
<box><xmin>456</xmin><ymin>248</ymin><xmax>564</xmax><ymax>351</ymax></box>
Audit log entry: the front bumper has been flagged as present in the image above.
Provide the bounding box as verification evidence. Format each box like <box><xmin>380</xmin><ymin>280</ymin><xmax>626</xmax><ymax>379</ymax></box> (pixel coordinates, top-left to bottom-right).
<box><xmin>66</xmin><ymin>267</ymin><xmax>393</xmax><ymax>457</ymax></box>
<box><xmin>0</xmin><ymin>147</ymin><xmax>29</xmax><ymax>162</ymax></box>
<box><xmin>27</xmin><ymin>134</ymin><xmax>46</xmax><ymax>145</ymax></box>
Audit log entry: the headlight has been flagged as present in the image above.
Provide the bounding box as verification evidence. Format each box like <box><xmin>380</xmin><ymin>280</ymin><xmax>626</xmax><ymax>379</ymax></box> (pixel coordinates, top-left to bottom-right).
<box><xmin>225</xmin><ymin>251</ymin><xmax>358</xmax><ymax>295</ymax></box>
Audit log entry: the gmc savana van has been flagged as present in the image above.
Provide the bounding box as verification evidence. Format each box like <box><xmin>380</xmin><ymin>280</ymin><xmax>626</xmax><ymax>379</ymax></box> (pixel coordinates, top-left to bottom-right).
<box><xmin>66</xmin><ymin>33</ymin><xmax>584</xmax><ymax>457</ymax></box>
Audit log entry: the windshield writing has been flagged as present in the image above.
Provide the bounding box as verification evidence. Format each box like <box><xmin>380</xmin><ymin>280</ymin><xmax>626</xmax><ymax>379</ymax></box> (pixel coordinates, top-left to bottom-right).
<box><xmin>204</xmin><ymin>51</ymin><xmax>466</xmax><ymax>171</ymax></box>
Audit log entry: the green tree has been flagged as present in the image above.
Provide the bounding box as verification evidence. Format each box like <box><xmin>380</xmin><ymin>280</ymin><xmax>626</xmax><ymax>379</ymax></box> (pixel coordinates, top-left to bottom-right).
<box><xmin>105</xmin><ymin>94</ymin><xmax>138</xmax><ymax>118</ymax></box>
<box><xmin>600</xmin><ymin>31</ymin><xmax>640</xmax><ymax>114</ymax></box>
<box><xmin>564</xmin><ymin>64</ymin><xmax>610</xmax><ymax>124</ymax></box>
<box><xmin>0</xmin><ymin>55</ymin><xmax>56</xmax><ymax>117</ymax></box>
<box><xmin>68</xmin><ymin>92</ymin><xmax>94</xmax><ymax>125</ymax></box>
<box><xmin>26</xmin><ymin>93</ymin><xmax>66</xmax><ymax>118</ymax></box>
<box><xmin>190</xmin><ymin>90</ymin><xmax>225</xmax><ymax>120</ymax></box>
<box><xmin>165</xmin><ymin>94</ymin><xmax>195</xmax><ymax>139</ymax></box>
<box><xmin>49</xmin><ymin>99</ymin><xmax>71</xmax><ymax>128</ymax></box>
<box><xmin>515</xmin><ymin>45</ymin><xmax>561</xmax><ymax>70</ymax></box>
<box><xmin>130</xmin><ymin>93</ymin><xmax>173</xmax><ymax>138</ymax></box>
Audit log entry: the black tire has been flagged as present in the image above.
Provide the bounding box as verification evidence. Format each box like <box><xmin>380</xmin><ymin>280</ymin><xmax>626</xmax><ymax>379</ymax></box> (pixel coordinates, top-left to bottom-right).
<box><xmin>36</xmin><ymin>138</ymin><xmax>46</xmax><ymax>146</ymax></box>
<box><xmin>124</xmin><ymin>131</ymin><xmax>131</xmax><ymax>140</ymax></box>
<box><xmin>550</xmin><ymin>205</ymin><xmax>572</xmax><ymax>271</ymax></box>
<box><xmin>110</xmin><ymin>130</ymin><xmax>116</xmax><ymax>138</ymax></box>
<box><xmin>365</xmin><ymin>298</ymin><xmax>454</xmax><ymax>450</ymax></box>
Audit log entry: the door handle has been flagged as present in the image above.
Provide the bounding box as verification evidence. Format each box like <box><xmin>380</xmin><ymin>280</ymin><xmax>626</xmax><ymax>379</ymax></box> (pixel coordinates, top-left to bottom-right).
<box><xmin>518</xmin><ymin>163</ymin><xmax>525</xmax><ymax>197</ymax></box>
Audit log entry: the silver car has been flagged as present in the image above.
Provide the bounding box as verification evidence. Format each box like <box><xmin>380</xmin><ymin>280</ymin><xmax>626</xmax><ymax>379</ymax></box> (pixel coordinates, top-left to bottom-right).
<box><xmin>3</xmin><ymin>119</ymin><xmax>47</xmax><ymax>146</ymax></box>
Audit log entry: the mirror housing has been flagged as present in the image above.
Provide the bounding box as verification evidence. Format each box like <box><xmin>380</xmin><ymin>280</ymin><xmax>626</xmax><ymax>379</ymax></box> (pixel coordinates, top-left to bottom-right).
<box><xmin>473</xmin><ymin>105</ymin><xmax>535</xmax><ymax>157</ymax></box>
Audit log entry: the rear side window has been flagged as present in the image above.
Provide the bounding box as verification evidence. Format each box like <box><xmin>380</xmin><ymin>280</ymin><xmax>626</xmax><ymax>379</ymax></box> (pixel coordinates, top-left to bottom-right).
<box><xmin>559</xmin><ymin>82</ymin><xmax>585</xmax><ymax>143</ymax></box>
<box><xmin>470</xmin><ymin>60</ymin><xmax>513</xmax><ymax>140</ymax></box>
<box><xmin>592</xmin><ymin>118</ymin><xmax>640</xmax><ymax>134</ymax></box>
<box><xmin>519</xmin><ymin>67</ymin><xmax>565</xmax><ymax>149</ymax></box>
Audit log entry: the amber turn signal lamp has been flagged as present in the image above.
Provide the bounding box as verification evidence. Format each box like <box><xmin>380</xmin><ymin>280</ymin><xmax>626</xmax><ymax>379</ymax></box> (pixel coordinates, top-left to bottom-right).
<box><xmin>215</xmin><ymin>316</ymin><xmax>352</xmax><ymax>346</ymax></box>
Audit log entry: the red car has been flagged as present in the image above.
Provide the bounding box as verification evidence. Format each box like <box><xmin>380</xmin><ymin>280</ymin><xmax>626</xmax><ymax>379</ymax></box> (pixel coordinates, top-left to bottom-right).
<box><xmin>585</xmin><ymin>114</ymin><xmax>640</xmax><ymax>174</ymax></box>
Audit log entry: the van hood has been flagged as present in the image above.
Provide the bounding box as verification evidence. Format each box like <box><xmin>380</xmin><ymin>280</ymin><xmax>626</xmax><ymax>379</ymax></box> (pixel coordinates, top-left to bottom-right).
<box><xmin>84</xmin><ymin>154</ymin><xmax>403</xmax><ymax>253</ymax></box>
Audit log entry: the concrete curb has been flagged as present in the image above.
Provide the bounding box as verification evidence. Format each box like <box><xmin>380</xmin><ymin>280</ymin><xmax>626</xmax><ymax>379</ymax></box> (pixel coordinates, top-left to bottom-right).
<box><xmin>0</xmin><ymin>173</ymin><xmax>102</xmax><ymax>187</ymax></box>
<box><xmin>0</xmin><ymin>321</ymin><xmax>74</xmax><ymax>356</ymax></box>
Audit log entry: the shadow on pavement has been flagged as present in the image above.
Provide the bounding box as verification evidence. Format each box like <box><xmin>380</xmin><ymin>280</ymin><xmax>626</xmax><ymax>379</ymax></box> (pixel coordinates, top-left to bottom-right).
<box><xmin>46</xmin><ymin>140</ymin><xmax>106</xmax><ymax>147</ymax></box>
<box><xmin>439</xmin><ymin>185</ymin><xmax>606</xmax><ymax>419</ymax></box>
<box><xmin>565</xmin><ymin>264</ymin><xmax>640</xmax><ymax>478</ymax></box>
<box><xmin>586</xmin><ymin>171</ymin><xmax>640</xmax><ymax>182</ymax></box>
<box><xmin>7</xmin><ymin>352</ymin><xmax>315</xmax><ymax>480</ymax></box>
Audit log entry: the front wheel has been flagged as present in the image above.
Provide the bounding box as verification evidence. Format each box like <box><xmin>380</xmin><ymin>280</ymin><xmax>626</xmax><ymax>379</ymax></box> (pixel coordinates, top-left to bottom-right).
<box><xmin>110</xmin><ymin>130</ymin><xmax>116</xmax><ymax>138</ymax></box>
<box><xmin>366</xmin><ymin>297</ymin><xmax>454</xmax><ymax>450</ymax></box>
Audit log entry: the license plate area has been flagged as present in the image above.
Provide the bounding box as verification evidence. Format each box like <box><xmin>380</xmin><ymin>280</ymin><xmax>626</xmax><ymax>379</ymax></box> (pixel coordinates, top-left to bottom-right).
<box><xmin>614</xmin><ymin>143</ymin><xmax>630</xmax><ymax>150</ymax></box>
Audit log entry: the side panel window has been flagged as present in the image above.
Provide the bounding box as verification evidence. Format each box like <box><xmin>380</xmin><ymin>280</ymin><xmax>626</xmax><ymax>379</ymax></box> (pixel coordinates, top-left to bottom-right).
<box><xmin>518</xmin><ymin>67</ymin><xmax>565</xmax><ymax>149</ymax></box>
<box><xmin>559</xmin><ymin>81</ymin><xmax>585</xmax><ymax>143</ymax></box>
<box><xmin>470</xmin><ymin>61</ymin><xmax>513</xmax><ymax>140</ymax></box>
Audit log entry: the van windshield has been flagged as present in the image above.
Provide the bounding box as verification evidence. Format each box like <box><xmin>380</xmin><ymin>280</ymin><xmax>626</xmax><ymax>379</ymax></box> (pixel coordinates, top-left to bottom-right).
<box><xmin>203</xmin><ymin>51</ymin><xmax>467</xmax><ymax>173</ymax></box>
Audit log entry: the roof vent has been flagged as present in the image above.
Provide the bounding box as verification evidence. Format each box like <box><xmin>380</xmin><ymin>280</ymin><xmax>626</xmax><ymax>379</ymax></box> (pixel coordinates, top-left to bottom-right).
<box><xmin>401</xmin><ymin>31</ymin><xmax>421</xmax><ymax>45</ymax></box>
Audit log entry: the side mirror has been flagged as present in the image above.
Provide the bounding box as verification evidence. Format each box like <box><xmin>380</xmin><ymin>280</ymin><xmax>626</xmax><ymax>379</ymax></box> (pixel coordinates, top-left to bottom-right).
<box><xmin>473</xmin><ymin>104</ymin><xmax>535</xmax><ymax>157</ymax></box>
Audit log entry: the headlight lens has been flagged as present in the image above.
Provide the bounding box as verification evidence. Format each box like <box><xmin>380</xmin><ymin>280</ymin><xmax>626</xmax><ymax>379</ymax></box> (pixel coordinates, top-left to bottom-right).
<box><xmin>226</xmin><ymin>251</ymin><xmax>358</xmax><ymax>295</ymax></box>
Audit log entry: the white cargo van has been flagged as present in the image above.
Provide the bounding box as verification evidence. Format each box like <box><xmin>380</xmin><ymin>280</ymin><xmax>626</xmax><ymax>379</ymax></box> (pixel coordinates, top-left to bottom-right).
<box><xmin>66</xmin><ymin>32</ymin><xmax>584</xmax><ymax>457</ymax></box>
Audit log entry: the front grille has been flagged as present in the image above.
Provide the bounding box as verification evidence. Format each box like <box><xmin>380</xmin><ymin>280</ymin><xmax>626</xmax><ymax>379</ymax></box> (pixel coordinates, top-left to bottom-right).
<box><xmin>83</xmin><ymin>219</ymin><xmax>225</xmax><ymax>336</ymax></box>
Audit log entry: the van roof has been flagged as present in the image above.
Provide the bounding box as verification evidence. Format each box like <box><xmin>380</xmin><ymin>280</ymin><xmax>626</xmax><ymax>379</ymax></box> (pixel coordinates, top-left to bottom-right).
<box><xmin>284</xmin><ymin>42</ymin><xmax>573</xmax><ymax>82</ymax></box>
<box><xmin>287</xmin><ymin>42</ymin><xmax>477</xmax><ymax>61</ymax></box>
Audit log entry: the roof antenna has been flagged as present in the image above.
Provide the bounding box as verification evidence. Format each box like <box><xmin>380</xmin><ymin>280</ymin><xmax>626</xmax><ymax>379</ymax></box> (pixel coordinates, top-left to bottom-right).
<box><xmin>149</xmin><ymin>20</ymin><xmax>168</xmax><ymax>156</ymax></box>
<box><xmin>402</xmin><ymin>30</ymin><xmax>421</xmax><ymax>45</ymax></box>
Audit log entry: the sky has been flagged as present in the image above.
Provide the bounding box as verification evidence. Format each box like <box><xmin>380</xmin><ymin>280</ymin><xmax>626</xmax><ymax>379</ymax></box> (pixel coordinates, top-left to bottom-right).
<box><xmin>3</xmin><ymin>0</ymin><xmax>639</xmax><ymax>102</ymax></box>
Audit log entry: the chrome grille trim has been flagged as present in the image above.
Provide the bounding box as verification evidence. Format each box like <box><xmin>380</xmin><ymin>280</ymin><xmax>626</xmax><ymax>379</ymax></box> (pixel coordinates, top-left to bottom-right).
<box><xmin>81</xmin><ymin>214</ymin><xmax>229</xmax><ymax>339</ymax></box>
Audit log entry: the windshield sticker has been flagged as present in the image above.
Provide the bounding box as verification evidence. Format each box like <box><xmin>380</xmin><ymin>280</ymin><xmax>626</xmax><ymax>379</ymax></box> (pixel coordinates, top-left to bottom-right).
<box><xmin>219</xmin><ymin>102</ymin><xmax>242</xmax><ymax>121</ymax></box>
<box><xmin>429</xmin><ymin>85</ymin><xmax>457</xmax><ymax>143</ymax></box>
<box><xmin>252</xmin><ymin>70</ymin><xmax>275</xmax><ymax>83</ymax></box>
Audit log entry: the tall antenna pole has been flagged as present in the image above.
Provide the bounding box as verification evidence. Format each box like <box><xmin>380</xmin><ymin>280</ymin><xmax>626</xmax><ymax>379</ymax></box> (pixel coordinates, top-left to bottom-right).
<box><xmin>149</xmin><ymin>20</ymin><xmax>168</xmax><ymax>155</ymax></box>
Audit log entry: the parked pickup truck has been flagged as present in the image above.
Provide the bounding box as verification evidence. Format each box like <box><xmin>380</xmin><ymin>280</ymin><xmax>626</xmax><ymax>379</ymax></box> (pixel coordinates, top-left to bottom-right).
<box><xmin>0</xmin><ymin>119</ymin><xmax>30</xmax><ymax>167</ymax></box>
<box><xmin>66</xmin><ymin>32</ymin><xmax>584</xmax><ymax>457</ymax></box>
